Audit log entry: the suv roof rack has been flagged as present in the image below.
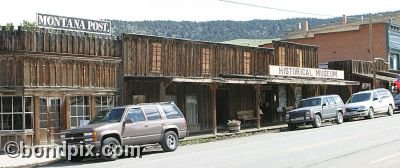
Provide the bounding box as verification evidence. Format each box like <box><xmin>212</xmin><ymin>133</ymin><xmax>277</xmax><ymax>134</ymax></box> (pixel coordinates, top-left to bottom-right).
<box><xmin>137</xmin><ymin>101</ymin><xmax>175</xmax><ymax>105</ymax></box>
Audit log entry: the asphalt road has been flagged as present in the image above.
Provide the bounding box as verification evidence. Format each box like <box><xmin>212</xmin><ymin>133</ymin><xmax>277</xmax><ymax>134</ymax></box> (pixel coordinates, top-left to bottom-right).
<box><xmin>44</xmin><ymin>114</ymin><xmax>400</xmax><ymax>168</ymax></box>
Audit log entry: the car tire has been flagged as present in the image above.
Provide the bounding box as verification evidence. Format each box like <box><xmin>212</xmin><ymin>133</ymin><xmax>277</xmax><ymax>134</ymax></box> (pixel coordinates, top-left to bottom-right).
<box><xmin>312</xmin><ymin>114</ymin><xmax>322</xmax><ymax>128</ymax></box>
<box><xmin>101</xmin><ymin>137</ymin><xmax>121</xmax><ymax>161</ymax></box>
<box><xmin>288</xmin><ymin>123</ymin><xmax>297</xmax><ymax>131</ymax></box>
<box><xmin>366</xmin><ymin>107</ymin><xmax>374</xmax><ymax>119</ymax></box>
<box><xmin>388</xmin><ymin>105</ymin><xmax>394</xmax><ymax>116</ymax></box>
<box><xmin>336</xmin><ymin>112</ymin><xmax>344</xmax><ymax>124</ymax></box>
<box><xmin>161</xmin><ymin>131</ymin><xmax>178</xmax><ymax>152</ymax></box>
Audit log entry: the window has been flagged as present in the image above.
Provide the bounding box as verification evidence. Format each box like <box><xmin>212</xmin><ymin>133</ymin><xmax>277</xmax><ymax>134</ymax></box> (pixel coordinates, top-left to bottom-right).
<box><xmin>296</xmin><ymin>49</ymin><xmax>304</xmax><ymax>67</ymax></box>
<box><xmin>322</xmin><ymin>98</ymin><xmax>329</xmax><ymax>105</ymax></box>
<box><xmin>95</xmin><ymin>96</ymin><xmax>115</xmax><ymax>113</ymax></box>
<box><xmin>201</xmin><ymin>48</ymin><xmax>210</xmax><ymax>74</ymax></box>
<box><xmin>243</xmin><ymin>52</ymin><xmax>251</xmax><ymax>74</ymax></box>
<box><xmin>151</xmin><ymin>43</ymin><xmax>162</xmax><ymax>73</ymax></box>
<box><xmin>142</xmin><ymin>106</ymin><xmax>162</xmax><ymax>121</ymax></box>
<box><xmin>0</xmin><ymin>96</ymin><xmax>33</xmax><ymax>130</ymax></box>
<box><xmin>334</xmin><ymin>96</ymin><xmax>343</xmax><ymax>104</ymax></box>
<box><xmin>161</xmin><ymin>104</ymin><xmax>184</xmax><ymax>119</ymax></box>
<box><xmin>40</xmin><ymin>98</ymin><xmax>61</xmax><ymax>128</ymax></box>
<box><xmin>278</xmin><ymin>47</ymin><xmax>286</xmax><ymax>66</ymax></box>
<box><xmin>186</xmin><ymin>96</ymin><xmax>199</xmax><ymax>130</ymax></box>
<box><xmin>126</xmin><ymin>108</ymin><xmax>146</xmax><ymax>122</ymax></box>
<box><xmin>327</xmin><ymin>97</ymin><xmax>336</xmax><ymax>105</ymax></box>
<box><xmin>70</xmin><ymin>96</ymin><xmax>91</xmax><ymax>128</ymax></box>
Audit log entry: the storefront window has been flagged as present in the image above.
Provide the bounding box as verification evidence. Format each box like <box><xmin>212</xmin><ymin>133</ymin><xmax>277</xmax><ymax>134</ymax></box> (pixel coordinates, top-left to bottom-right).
<box><xmin>70</xmin><ymin>96</ymin><xmax>91</xmax><ymax>128</ymax></box>
<box><xmin>295</xmin><ymin>86</ymin><xmax>302</xmax><ymax>107</ymax></box>
<box><xmin>0</xmin><ymin>96</ymin><xmax>33</xmax><ymax>130</ymax></box>
<box><xmin>278</xmin><ymin>86</ymin><xmax>287</xmax><ymax>108</ymax></box>
<box><xmin>95</xmin><ymin>96</ymin><xmax>115</xmax><ymax>113</ymax></box>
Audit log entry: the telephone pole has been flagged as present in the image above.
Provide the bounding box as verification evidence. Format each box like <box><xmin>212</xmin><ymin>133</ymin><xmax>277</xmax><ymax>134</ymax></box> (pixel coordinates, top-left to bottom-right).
<box><xmin>369</xmin><ymin>14</ymin><xmax>376</xmax><ymax>89</ymax></box>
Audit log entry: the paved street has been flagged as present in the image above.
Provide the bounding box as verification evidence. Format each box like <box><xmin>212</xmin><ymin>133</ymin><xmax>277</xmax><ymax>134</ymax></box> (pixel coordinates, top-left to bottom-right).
<box><xmin>44</xmin><ymin>114</ymin><xmax>400</xmax><ymax>168</ymax></box>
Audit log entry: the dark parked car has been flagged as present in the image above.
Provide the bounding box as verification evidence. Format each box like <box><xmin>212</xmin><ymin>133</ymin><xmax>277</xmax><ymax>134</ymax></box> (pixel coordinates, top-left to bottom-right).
<box><xmin>286</xmin><ymin>95</ymin><xmax>345</xmax><ymax>131</ymax></box>
<box><xmin>394</xmin><ymin>93</ymin><xmax>400</xmax><ymax>111</ymax></box>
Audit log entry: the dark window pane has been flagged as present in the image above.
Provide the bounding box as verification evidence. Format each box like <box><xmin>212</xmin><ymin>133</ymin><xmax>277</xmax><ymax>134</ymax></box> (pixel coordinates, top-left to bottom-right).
<box><xmin>25</xmin><ymin>97</ymin><xmax>33</xmax><ymax>112</ymax></box>
<box><xmin>25</xmin><ymin>113</ymin><xmax>33</xmax><ymax>129</ymax></box>
<box><xmin>142</xmin><ymin>106</ymin><xmax>162</xmax><ymax>121</ymax></box>
<box><xmin>71</xmin><ymin>97</ymin><xmax>77</xmax><ymax>105</ymax></box>
<box><xmin>13</xmin><ymin>97</ymin><xmax>23</xmax><ymax>112</ymax></box>
<box><xmin>127</xmin><ymin>108</ymin><xmax>146</xmax><ymax>122</ymax></box>
<box><xmin>51</xmin><ymin>120</ymin><xmax>60</xmax><ymax>128</ymax></box>
<box><xmin>2</xmin><ymin>114</ymin><xmax>12</xmax><ymax>130</ymax></box>
<box><xmin>51</xmin><ymin>112</ymin><xmax>60</xmax><ymax>121</ymax></box>
<box><xmin>78</xmin><ymin>107</ymin><xmax>84</xmax><ymax>116</ymax></box>
<box><xmin>96</xmin><ymin>107</ymin><xmax>102</xmax><ymax>113</ymax></box>
<box><xmin>107</xmin><ymin>97</ymin><xmax>114</xmax><ymax>107</ymax></box>
<box><xmin>71</xmin><ymin>117</ymin><xmax>77</xmax><ymax>127</ymax></box>
<box><xmin>96</xmin><ymin>97</ymin><xmax>102</xmax><ymax>106</ymax></box>
<box><xmin>2</xmin><ymin>97</ymin><xmax>12</xmax><ymax>112</ymax></box>
<box><xmin>84</xmin><ymin>96</ymin><xmax>90</xmax><ymax>105</ymax></box>
<box><xmin>162</xmin><ymin>104</ymin><xmax>184</xmax><ymax>119</ymax></box>
<box><xmin>71</xmin><ymin>107</ymin><xmax>77</xmax><ymax>116</ymax></box>
<box><xmin>40</xmin><ymin>121</ymin><xmax>47</xmax><ymax>128</ymax></box>
<box><xmin>76</xmin><ymin>97</ymin><xmax>83</xmax><ymax>106</ymax></box>
<box><xmin>40</xmin><ymin>114</ymin><xmax>47</xmax><ymax>120</ymax></box>
<box><xmin>0</xmin><ymin>115</ymin><xmax>2</xmax><ymax>130</ymax></box>
<box><xmin>13</xmin><ymin>114</ymin><xmax>23</xmax><ymax>130</ymax></box>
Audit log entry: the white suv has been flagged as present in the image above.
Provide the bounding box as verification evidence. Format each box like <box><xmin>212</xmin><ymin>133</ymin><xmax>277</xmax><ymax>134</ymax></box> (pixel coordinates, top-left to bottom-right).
<box><xmin>345</xmin><ymin>88</ymin><xmax>395</xmax><ymax>120</ymax></box>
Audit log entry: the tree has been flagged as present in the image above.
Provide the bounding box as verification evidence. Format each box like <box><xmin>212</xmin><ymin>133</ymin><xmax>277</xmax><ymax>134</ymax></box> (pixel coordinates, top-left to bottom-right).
<box><xmin>21</xmin><ymin>20</ymin><xmax>38</xmax><ymax>31</ymax></box>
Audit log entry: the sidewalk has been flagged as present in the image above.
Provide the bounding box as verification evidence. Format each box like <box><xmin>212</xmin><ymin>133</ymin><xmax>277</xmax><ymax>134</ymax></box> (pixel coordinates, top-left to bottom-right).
<box><xmin>0</xmin><ymin>148</ymin><xmax>61</xmax><ymax>168</ymax></box>
<box><xmin>0</xmin><ymin>123</ymin><xmax>287</xmax><ymax>168</ymax></box>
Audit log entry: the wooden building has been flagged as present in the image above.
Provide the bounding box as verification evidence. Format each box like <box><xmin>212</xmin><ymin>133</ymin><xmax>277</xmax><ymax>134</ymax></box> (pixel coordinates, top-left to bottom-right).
<box><xmin>121</xmin><ymin>36</ymin><xmax>358</xmax><ymax>134</ymax></box>
<box><xmin>0</xmin><ymin>28</ymin><xmax>121</xmax><ymax>147</ymax></box>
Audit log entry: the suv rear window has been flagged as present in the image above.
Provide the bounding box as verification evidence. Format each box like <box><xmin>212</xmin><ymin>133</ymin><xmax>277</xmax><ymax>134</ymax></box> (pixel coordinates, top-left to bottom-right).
<box><xmin>142</xmin><ymin>106</ymin><xmax>162</xmax><ymax>121</ymax></box>
<box><xmin>161</xmin><ymin>104</ymin><xmax>184</xmax><ymax>119</ymax></box>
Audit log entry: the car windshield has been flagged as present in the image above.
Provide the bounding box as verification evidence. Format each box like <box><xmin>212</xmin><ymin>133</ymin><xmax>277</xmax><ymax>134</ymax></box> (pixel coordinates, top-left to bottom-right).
<box><xmin>90</xmin><ymin>108</ymin><xmax>125</xmax><ymax>124</ymax></box>
<box><xmin>298</xmin><ymin>98</ymin><xmax>321</xmax><ymax>108</ymax></box>
<box><xmin>347</xmin><ymin>93</ymin><xmax>371</xmax><ymax>103</ymax></box>
<box><xmin>395</xmin><ymin>94</ymin><xmax>400</xmax><ymax>100</ymax></box>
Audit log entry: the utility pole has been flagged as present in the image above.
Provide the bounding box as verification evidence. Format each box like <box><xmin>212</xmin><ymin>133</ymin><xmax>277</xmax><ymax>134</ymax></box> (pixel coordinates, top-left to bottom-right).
<box><xmin>369</xmin><ymin>14</ymin><xmax>376</xmax><ymax>89</ymax></box>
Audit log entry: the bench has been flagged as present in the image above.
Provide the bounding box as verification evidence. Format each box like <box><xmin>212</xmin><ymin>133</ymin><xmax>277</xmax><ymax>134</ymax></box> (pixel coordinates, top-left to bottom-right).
<box><xmin>237</xmin><ymin>110</ymin><xmax>257</xmax><ymax>127</ymax></box>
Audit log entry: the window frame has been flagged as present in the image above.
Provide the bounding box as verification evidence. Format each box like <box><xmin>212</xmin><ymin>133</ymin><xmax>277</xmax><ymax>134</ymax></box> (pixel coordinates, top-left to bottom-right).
<box><xmin>278</xmin><ymin>47</ymin><xmax>286</xmax><ymax>66</ymax></box>
<box><xmin>70</xmin><ymin>96</ymin><xmax>91</xmax><ymax>128</ymax></box>
<box><xmin>201</xmin><ymin>48</ymin><xmax>211</xmax><ymax>74</ymax></box>
<box><xmin>0</xmin><ymin>96</ymin><xmax>33</xmax><ymax>131</ymax></box>
<box><xmin>151</xmin><ymin>43</ymin><xmax>162</xmax><ymax>73</ymax></box>
<box><xmin>243</xmin><ymin>51</ymin><xmax>251</xmax><ymax>75</ymax></box>
<box><xmin>296</xmin><ymin>49</ymin><xmax>304</xmax><ymax>67</ymax></box>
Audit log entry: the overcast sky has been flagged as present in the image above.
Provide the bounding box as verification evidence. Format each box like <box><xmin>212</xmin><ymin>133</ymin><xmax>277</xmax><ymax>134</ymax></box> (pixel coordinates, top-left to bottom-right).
<box><xmin>0</xmin><ymin>0</ymin><xmax>398</xmax><ymax>25</ymax></box>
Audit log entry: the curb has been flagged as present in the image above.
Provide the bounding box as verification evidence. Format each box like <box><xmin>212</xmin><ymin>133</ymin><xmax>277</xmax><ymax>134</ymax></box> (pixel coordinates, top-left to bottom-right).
<box><xmin>180</xmin><ymin>125</ymin><xmax>287</xmax><ymax>145</ymax></box>
<box><xmin>2</xmin><ymin>158</ymin><xmax>61</xmax><ymax>168</ymax></box>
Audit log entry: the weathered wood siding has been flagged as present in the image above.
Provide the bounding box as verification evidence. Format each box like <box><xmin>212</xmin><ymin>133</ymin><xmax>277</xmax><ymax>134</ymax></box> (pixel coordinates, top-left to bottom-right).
<box><xmin>0</xmin><ymin>29</ymin><xmax>121</xmax><ymax>57</ymax></box>
<box><xmin>122</xmin><ymin>34</ymin><xmax>274</xmax><ymax>77</ymax></box>
<box><xmin>272</xmin><ymin>41</ymin><xmax>319</xmax><ymax>68</ymax></box>
<box><xmin>0</xmin><ymin>30</ymin><xmax>121</xmax><ymax>89</ymax></box>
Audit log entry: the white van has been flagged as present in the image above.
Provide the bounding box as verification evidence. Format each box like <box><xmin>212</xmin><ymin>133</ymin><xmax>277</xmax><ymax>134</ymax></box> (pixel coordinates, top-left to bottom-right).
<box><xmin>344</xmin><ymin>88</ymin><xmax>395</xmax><ymax>120</ymax></box>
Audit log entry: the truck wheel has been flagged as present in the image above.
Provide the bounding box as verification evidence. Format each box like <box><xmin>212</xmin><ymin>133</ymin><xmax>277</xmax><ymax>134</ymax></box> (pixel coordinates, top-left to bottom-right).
<box><xmin>312</xmin><ymin>114</ymin><xmax>322</xmax><ymax>128</ymax></box>
<box><xmin>388</xmin><ymin>105</ymin><xmax>394</xmax><ymax>116</ymax></box>
<box><xmin>101</xmin><ymin>137</ymin><xmax>121</xmax><ymax>161</ymax></box>
<box><xmin>366</xmin><ymin>107</ymin><xmax>374</xmax><ymax>119</ymax></box>
<box><xmin>161</xmin><ymin>131</ymin><xmax>178</xmax><ymax>152</ymax></box>
<box><xmin>288</xmin><ymin>123</ymin><xmax>297</xmax><ymax>131</ymax></box>
<box><xmin>336</xmin><ymin>112</ymin><xmax>344</xmax><ymax>124</ymax></box>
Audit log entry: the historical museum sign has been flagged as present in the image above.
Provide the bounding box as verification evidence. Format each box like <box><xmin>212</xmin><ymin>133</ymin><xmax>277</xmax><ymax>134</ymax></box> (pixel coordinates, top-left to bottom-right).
<box><xmin>269</xmin><ymin>65</ymin><xmax>344</xmax><ymax>79</ymax></box>
<box><xmin>36</xmin><ymin>13</ymin><xmax>111</xmax><ymax>34</ymax></box>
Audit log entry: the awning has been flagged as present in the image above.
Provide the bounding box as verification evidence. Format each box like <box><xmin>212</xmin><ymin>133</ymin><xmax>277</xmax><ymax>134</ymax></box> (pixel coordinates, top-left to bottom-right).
<box><xmin>353</xmin><ymin>73</ymin><xmax>396</xmax><ymax>82</ymax></box>
<box><xmin>173</xmin><ymin>75</ymin><xmax>358</xmax><ymax>86</ymax></box>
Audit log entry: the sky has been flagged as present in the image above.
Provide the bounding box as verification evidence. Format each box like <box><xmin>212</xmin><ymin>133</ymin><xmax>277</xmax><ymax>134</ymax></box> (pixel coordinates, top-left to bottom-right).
<box><xmin>0</xmin><ymin>0</ymin><xmax>398</xmax><ymax>25</ymax></box>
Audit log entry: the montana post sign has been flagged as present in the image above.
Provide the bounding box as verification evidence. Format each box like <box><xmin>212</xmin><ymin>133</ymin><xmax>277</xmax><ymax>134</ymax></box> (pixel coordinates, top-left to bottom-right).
<box><xmin>269</xmin><ymin>65</ymin><xmax>344</xmax><ymax>80</ymax></box>
<box><xmin>36</xmin><ymin>13</ymin><xmax>111</xmax><ymax>34</ymax></box>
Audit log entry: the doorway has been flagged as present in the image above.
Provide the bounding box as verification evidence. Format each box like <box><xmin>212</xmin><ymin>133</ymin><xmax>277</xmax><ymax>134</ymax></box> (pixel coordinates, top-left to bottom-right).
<box><xmin>39</xmin><ymin>97</ymin><xmax>61</xmax><ymax>145</ymax></box>
<box><xmin>217</xmin><ymin>89</ymin><xmax>229</xmax><ymax>126</ymax></box>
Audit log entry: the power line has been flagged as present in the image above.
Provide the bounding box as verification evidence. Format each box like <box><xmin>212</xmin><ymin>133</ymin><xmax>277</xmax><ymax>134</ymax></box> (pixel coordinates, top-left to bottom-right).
<box><xmin>219</xmin><ymin>0</ymin><xmax>337</xmax><ymax>17</ymax></box>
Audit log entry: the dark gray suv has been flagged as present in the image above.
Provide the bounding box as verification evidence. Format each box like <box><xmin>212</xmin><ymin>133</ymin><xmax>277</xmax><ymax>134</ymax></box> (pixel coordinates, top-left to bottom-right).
<box><xmin>286</xmin><ymin>95</ymin><xmax>345</xmax><ymax>130</ymax></box>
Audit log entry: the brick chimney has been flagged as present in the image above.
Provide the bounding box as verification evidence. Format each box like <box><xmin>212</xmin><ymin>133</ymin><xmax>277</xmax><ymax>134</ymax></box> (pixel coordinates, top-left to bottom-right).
<box><xmin>342</xmin><ymin>15</ymin><xmax>347</xmax><ymax>24</ymax></box>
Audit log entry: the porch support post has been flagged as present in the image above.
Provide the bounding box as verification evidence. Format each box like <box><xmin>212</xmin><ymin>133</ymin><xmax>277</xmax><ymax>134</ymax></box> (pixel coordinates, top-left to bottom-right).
<box><xmin>65</xmin><ymin>95</ymin><xmax>71</xmax><ymax>129</ymax></box>
<box><xmin>33</xmin><ymin>96</ymin><xmax>40</xmax><ymax>145</ymax></box>
<box><xmin>254</xmin><ymin>85</ymin><xmax>261</xmax><ymax>129</ymax></box>
<box><xmin>160</xmin><ymin>81</ymin><xmax>170</xmax><ymax>102</ymax></box>
<box><xmin>210</xmin><ymin>83</ymin><xmax>218</xmax><ymax>135</ymax></box>
<box><xmin>91</xmin><ymin>95</ymin><xmax>97</xmax><ymax>120</ymax></box>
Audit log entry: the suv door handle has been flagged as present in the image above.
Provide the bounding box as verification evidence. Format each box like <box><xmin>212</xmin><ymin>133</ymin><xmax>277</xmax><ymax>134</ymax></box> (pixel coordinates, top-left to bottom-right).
<box><xmin>144</xmin><ymin>125</ymin><xmax>149</xmax><ymax>127</ymax></box>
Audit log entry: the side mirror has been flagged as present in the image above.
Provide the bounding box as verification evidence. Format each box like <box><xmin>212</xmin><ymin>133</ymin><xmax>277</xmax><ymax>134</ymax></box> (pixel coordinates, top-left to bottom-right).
<box><xmin>373</xmin><ymin>97</ymin><xmax>378</xmax><ymax>101</ymax></box>
<box><xmin>322</xmin><ymin>103</ymin><xmax>327</xmax><ymax>107</ymax></box>
<box><xmin>124</xmin><ymin>119</ymin><xmax>134</xmax><ymax>124</ymax></box>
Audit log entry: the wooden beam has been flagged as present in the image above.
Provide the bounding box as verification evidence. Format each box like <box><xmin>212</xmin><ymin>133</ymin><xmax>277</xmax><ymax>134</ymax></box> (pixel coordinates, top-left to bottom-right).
<box><xmin>254</xmin><ymin>85</ymin><xmax>261</xmax><ymax>129</ymax></box>
<box><xmin>210</xmin><ymin>83</ymin><xmax>218</xmax><ymax>135</ymax></box>
<box><xmin>65</xmin><ymin>95</ymin><xmax>71</xmax><ymax>129</ymax></box>
<box><xmin>33</xmin><ymin>96</ymin><xmax>40</xmax><ymax>145</ymax></box>
<box><xmin>91</xmin><ymin>95</ymin><xmax>97</xmax><ymax>120</ymax></box>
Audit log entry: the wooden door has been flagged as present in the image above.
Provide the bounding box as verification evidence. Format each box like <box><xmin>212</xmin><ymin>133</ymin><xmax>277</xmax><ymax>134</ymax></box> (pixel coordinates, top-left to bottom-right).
<box><xmin>39</xmin><ymin>97</ymin><xmax>61</xmax><ymax>145</ymax></box>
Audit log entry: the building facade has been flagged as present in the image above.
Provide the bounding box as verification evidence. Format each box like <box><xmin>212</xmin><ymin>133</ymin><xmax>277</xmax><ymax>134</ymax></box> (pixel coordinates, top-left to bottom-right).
<box><xmin>0</xmin><ymin>29</ymin><xmax>121</xmax><ymax>147</ymax></box>
<box><xmin>262</xmin><ymin>21</ymin><xmax>400</xmax><ymax>70</ymax></box>
<box><xmin>0</xmin><ymin>28</ymin><xmax>358</xmax><ymax>149</ymax></box>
